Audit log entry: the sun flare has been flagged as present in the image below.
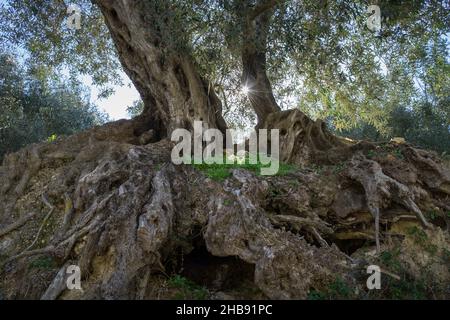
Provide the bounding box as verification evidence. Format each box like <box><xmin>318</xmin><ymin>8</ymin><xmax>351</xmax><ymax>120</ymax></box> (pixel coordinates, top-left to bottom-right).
<box><xmin>241</xmin><ymin>85</ymin><xmax>250</xmax><ymax>95</ymax></box>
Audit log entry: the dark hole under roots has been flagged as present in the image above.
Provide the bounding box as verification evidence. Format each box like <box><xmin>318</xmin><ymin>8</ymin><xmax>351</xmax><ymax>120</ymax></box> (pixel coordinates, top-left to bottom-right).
<box><xmin>331</xmin><ymin>238</ymin><xmax>370</xmax><ymax>256</ymax></box>
<box><xmin>169</xmin><ymin>233</ymin><xmax>261</xmax><ymax>296</ymax></box>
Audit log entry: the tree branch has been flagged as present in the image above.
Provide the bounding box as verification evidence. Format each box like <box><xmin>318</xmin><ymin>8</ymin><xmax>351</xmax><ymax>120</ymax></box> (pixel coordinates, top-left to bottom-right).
<box><xmin>249</xmin><ymin>0</ymin><xmax>284</xmax><ymax>20</ymax></box>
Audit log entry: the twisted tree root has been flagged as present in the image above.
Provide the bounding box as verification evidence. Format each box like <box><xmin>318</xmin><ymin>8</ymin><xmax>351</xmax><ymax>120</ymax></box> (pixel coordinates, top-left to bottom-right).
<box><xmin>22</xmin><ymin>193</ymin><xmax>55</xmax><ymax>252</ymax></box>
<box><xmin>0</xmin><ymin>211</ymin><xmax>38</xmax><ymax>238</ymax></box>
<box><xmin>41</xmin><ymin>262</ymin><xmax>71</xmax><ymax>300</ymax></box>
<box><xmin>347</xmin><ymin>153</ymin><xmax>432</xmax><ymax>253</ymax></box>
<box><xmin>269</xmin><ymin>214</ymin><xmax>332</xmax><ymax>247</ymax></box>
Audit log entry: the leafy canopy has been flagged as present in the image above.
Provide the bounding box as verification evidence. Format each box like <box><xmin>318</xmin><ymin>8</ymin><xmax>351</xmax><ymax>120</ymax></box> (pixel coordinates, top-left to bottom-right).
<box><xmin>0</xmin><ymin>0</ymin><xmax>448</xmax><ymax>149</ymax></box>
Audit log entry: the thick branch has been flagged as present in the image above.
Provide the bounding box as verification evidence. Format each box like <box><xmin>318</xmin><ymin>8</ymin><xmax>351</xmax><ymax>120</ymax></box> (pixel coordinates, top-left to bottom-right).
<box><xmin>250</xmin><ymin>0</ymin><xmax>284</xmax><ymax>20</ymax></box>
<box><xmin>241</xmin><ymin>5</ymin><xmax>281</xmax><ymax>126</ymax></box>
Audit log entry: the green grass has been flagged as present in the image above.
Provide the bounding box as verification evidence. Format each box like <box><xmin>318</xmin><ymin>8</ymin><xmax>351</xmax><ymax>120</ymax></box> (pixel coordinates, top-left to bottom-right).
<box><xmin>190</xmin><ymin>154</ymin><xmax>296</xmax><ymax>181</ymax></box>
<box><xmin>392</xmin><ymin>148</ymin><xmax>404</xmax><ymax>160</ymax></box>
<box><xmin>168</xmin><ymin>275</ymin><xmax>209</xmax><ymax>300</ymax></box>
<box><xmin>223</xmin><ymin>199</ymin><xmax>233</xmax><ymax>206</ymax></box>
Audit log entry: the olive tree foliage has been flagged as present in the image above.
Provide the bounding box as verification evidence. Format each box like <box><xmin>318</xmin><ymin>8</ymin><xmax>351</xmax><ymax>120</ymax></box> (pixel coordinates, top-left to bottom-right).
<box><xmin>0</xmin><ymin>51</ymin><xmax>108</xmax><ymax>161</ymax></box>
<box><xmin>0</xmin><ymin>0</ymin><xmax>122</xmax><ymax>97</ymax></box>
<box><xmin>0</xmin><ymin>0</ymin><xmax>448</xmax><ymax>137</ymax></box>
<box><xmin>210</xmin><ymin>0</ymin><xmax>449</xmax><ymax>132</ymax></box>
<box><xmin>341</xmin><ymin>35</ymin><xmax>450</xmax><ymax>153</ymax></box>
<box><xmin>126</xmin><ymin>99</ymin><xmax>144</xmax><ymax>118</ymax></box>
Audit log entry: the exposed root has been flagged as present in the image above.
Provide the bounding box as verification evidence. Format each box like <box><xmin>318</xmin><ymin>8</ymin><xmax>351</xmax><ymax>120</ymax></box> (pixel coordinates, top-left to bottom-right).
<box><xmin>0</xmin><ymin>212</ymin><xmax>37</xmax><ymax>238</ymax></box>
<box><xmin>269</xmin><ymin>215</ymin><xmax>332</xmax><ymax>247</ymax></box>
<box><xmin>261</xmin><ymin>109</ymin><xmax>351</xmax><ymax>166</ymax></box>
<box><xmin>347</xmin><ymin>153</ymin><xmax>433</xmax><ymax>253</ymax></box>
<box><xmin>23</xmin><ymin>194</ymin><xmax>55</xmax><ymax>252</ymax></box>
<box><xmin>5</xmin><ymin>246</ymin><xmax>55</xmax><ymax>264</ymax></box>
<box><xmin>6</xmin><ymin>214</ymin><xmax>103</xmax><ymax>264</ymax></box>
<box><xmin>58</xmin><ymin>193</ymin><xmax>75</xmax><ymax>238</ymax></box>
<box><xmin>41</xmin><ymin>262</ymin><xmax>71</xmax><ymax>300</ymax></box>
<box><xmin>202</xmin><ymin>169</ymin><xmax>350</xmax><ymax>299</ymax></box>
<box><xmin>404</xmin><ymin>146</ymin><xmax>450</xmax><ymax>193</ymax></box>
<box><xmin>0</xmin><ymin>116</ymin><xmax>449</xmax><ymax>299</ymax></box>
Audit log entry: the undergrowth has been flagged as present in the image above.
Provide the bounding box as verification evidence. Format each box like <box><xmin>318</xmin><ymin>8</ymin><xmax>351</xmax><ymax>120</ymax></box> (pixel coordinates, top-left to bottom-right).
<box><xmin>307</xmin><ymin>277</ymin><xmax>353</xmax><ymax>300</ymax></box>
<box><xmin>168</xmin><ymin>275</ymin><xmax>209</xmax><ymax>300</ymax></box>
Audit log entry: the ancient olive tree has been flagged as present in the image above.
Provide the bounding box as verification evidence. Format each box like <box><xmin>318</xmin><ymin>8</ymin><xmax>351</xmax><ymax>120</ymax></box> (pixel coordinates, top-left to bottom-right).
<box><xmin>0</xmin><ymin>0</ymin><xmax>449</xmax><ymax>300</ymax></box>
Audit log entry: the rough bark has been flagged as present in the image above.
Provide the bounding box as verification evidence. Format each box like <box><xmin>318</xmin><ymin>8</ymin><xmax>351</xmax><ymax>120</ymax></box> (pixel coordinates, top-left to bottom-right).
<box><xmin>95</xmin><ymin>0</ymin><xmax>227</xmax><ymax>137</ymax></box>
<box><xmin>260</xmin><ymin>109</ymin><xmax>352</xmax><ymax>166</ymax></box>
<box><xmin>240</xmin><ymin>1</ymin><xmax>281</xmax><ymax>126</ymax></box>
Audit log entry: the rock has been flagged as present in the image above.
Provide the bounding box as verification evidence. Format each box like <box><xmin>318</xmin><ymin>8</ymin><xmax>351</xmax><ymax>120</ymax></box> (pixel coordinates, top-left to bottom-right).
<box><xmin>391</xmin><ymin>137</ymin><xmax>406</xmax><ymax>144</ymax></box>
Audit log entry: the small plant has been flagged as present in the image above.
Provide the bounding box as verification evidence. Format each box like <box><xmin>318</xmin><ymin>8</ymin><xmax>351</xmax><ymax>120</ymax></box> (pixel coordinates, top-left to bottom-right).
<box><xmin>328</xmin><ymin>277</ymin><xmax>352</xmax><ymax>299</ymax></box>
<box><xmin>307</xmin><ymin>290</ymin><xmax>327</xmax><ymax>300</ymax></box>
<box><xmin>388</xmin><ymin>277</ymin><xmax>427</xmax><ymax>300</ymax></box>
<box><xmin>407</xmin><ymin>226</ymin><xmax>428</xmax><ymax>243</ymax></box>
<box><xmin>332</xmin><ymin>162</ymin><xmax>346</xmax><ymax>174</ymax></box>
<box><xmin>427</xmin><ymin>210</ymin><xmax>439</xmax><ymax>221</ymax></box>
<box><xmin>392</xmin><ymin>149</ymin><xmax>404</xmax><ymax>160</ymax></box>
<box><xmin>380</xmin><ymin>248</ymin><xmax>402</xmax><ymax>272</ymax></box>
<box><xmin>47</xmin><ymin>134</ymin><xmax>58</xmax><ymax>143</ymax></box>
<box><xmin>168</xmin><ymin>275</ymin><xmax>208</xmax><ymax>300</ymax></box>
<box><xmin>307</xmin><ymin>277</ymin><xmax>352</xmax><ymax>300</ymax></box>
<box><xmin>310</xmin><ymin>164</ymin><xmax>324</xmax><ymax>174</ymax></box>
<box><xmin>367</xmin><ymin>150</ymin><xmax>376</xmax><ymax>158</ymax></box>
<box><xmin>29</xmin><ymin>256</ymin><xmax>55</xmax><ymax>270</ymax></box>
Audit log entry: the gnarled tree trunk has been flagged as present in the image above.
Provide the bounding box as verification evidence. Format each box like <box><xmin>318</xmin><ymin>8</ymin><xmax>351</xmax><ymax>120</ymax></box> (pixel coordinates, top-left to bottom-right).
<box><xmin>241</xmin><ymin>1</ymin><xmax>281</xmax><ymax>127</ymax></box>
<box><xmin>95</xmin><ymin>0</ymin><xmax>227</xmax><ymax>138</ymax></box>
